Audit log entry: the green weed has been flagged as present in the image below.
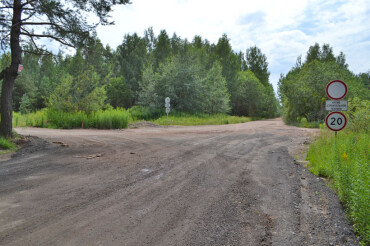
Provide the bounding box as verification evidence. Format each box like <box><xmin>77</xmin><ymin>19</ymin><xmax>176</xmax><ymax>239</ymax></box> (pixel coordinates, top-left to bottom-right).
<box><xmin>307</xmin><ymin>129</ymin><xmax>369</xmax><ymax>244</ymax></box>
<box><xmin>0</xmin><ymin>137</ymin><xmax>17</xmax><ymax>151</ymax></box>
<box><xmin>13</xmin><ymin>108</ymin><xmax>130</xmax><ymax>129</ymax></box>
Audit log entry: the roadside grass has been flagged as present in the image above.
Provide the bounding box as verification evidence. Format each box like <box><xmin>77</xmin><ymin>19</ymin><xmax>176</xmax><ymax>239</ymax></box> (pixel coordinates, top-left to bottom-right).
<box><xmin>307</xmin><ymin>129</ymin><xmax>369</xmax><ymax>244</ymax></box>
<box><xmin>285</xmin><ymin>117</ymin><xmax>321</xmax><ymax>128</ymax></box>
<box><xmin>13</xmin><ymin>108</ymin><xmax>130</xmax><ymax>129</ymax></box>
<box><xmin>153</xmin><ymin>112</ymin><xmax>254</xmax><ymax>126</ymax></box>
<box><xmin>0</xmin><ymin>137</ymin><xmax>17</xmax><ymax>152</ymax></box>
<box><xmin>129</xmin><ymin>106</ymin><xmax>165</xmax><ymax>122</ymax></box>
<box><xmin>14</xmin><ymin>107</ymin><xmax>259</xmax><ymax>129</ymax></box>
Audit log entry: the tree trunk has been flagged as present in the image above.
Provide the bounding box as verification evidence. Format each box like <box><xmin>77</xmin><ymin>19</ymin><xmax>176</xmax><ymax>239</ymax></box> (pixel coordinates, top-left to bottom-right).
<box><xmin>0</xmin><ymin>0</ymin><xmax>22</xmax><ymax>138</ymax></box>
<box><xmin>0</xmin><ymin>70</ymin><xmax>16</xmax><ymax>137</ymax></box>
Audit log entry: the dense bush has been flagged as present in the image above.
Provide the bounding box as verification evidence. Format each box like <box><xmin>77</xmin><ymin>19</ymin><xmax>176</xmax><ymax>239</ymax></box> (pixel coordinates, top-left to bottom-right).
<box><xmin>129</xmin><ymin>106</ymin><xmax>165</xmax><ymax>121</ymax></box>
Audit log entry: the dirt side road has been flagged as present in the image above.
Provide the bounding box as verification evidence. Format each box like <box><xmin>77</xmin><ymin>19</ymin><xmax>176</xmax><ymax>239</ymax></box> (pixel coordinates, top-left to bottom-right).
<box><xmin>0</xmin><ymin>119</ymin><xmax>359</xmax><ymax>245</ymax></box>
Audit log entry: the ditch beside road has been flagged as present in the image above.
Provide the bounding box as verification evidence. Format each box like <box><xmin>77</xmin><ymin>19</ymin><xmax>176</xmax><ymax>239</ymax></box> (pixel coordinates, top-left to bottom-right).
<box><xmin>0</xmin><ymin>118</ymin><xmax>359</xmax><ymax>245</ymax></box>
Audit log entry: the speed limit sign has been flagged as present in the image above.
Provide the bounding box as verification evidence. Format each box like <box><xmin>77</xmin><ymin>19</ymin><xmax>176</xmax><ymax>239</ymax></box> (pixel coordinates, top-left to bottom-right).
<box><xmin>326</xmin><ymin>112</ymin><xmax>347</xmax><ymax>131</ymax></box>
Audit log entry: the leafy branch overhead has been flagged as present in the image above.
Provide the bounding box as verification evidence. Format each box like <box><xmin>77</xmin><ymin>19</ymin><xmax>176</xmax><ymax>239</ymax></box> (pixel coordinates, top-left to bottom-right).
<box><xmin>0</xmin><ymin>0</ymin><xmax>131</xmax><ymax>54</ymax></box>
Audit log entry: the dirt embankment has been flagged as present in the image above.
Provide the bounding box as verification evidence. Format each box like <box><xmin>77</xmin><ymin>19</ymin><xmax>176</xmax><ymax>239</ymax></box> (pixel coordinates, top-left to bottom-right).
<box><xmin>0</xmin><ymin>119</ymin><xmax>359</xmax><ymax>245</ymax></box>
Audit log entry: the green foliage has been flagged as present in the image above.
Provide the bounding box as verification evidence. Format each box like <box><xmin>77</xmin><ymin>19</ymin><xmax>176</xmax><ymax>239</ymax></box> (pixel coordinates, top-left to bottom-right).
<box><xmin>307</xmin><ymin>100</ymin><xmax>370</xmax><ymax>244</ymax></box>
<box><xmin>6</xmin><ymin>29</ymin><xmax>280</xmax><ymax>122</ymax></box>
<box><xmin>214</xmin><ymin>34</ymin><xmax>241</xmax><ymax>95</ymax></box>
<box><xmin>47</xmin><ymin>71</ymin><xmax>108</xmax><ymax>114</ymax></box>
<box><xmin>19</xmin><ymin>94</ymin><xmax>32</xmax><ymax>115</ymax></box>
<box><xmin>307</xmin><ymin>130</ymin><xmax>369</xmax><ymax>244</ymax></box>
<box><xmin>14</xmin><ymin>108</ymin><xmax>130</xmax><ymax>129</ymax></box>
<box><xmin>358</xmin><ymin>71</ymin><xmax>370</xmax><ymax>95</ymax></box>
<box><xmin>115</xmin><ymin>33</ymin><xmax>150</xmax><ymax>99</ymax></box>
<box><xmin>153</xmin><ymin>112</ymin><xmax>252</xmax><ymax>126</ymax></box>
<box><xmin>233</xmin><ymin>70</ymin><xmax>266</xmax><ymax>116</ymax></box>
<box><xmin>279</xmin><ymin>44</ymin><xmax>366</xmax><ymax>124</ymax></box>
<box><xmin>0</xmin><ymin>137</ymin><xmax>17</xmax><ymax>151</ymax></box>
<box><xmin>246</xmin><ymin>46</ymin><xmax>270</xmax><ymax>87</ymax></box>
<box><xmin>199</xmin><ymin>62</ymin><xmax>231</xmax><ymax>114</ymax></box>
<box><xmin>129</xmin><ymin>106</ymin><xmax>165</xmax><ymax>121</ymax></box>
<box><xmin>138</xmin><ymin>54</ymin><xmax>231</xmax><ymax>114</ymax></box>
<box><xmin>344</xmin><ymin>98</ymin><xmax>370</xmax><ymax>132</ymax></box>
<box><xmin>233</xmin><ymin>71</ymin><xmax>278</xmax><ymax>118</ymax></box>
<box><xmin>88</xmin><ymin>108</ymin><xmax>130</xmax><ymax>129</ymax></box>
<box><xmin>153</xmin><ymin>30</ymin><xmax>172</xmax><ymax>70</ymax></box>
<box><xmin>106</xmin><ymin>76</ymin><xmax>133</xmax><ymax>108</ymax></box>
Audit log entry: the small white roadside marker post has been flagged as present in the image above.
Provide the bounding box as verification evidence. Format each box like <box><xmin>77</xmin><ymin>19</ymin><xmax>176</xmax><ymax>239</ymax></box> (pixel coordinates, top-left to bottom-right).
<box><xmin>165</xmin><ymin>97</ymin><xmax>170</xmax><ymax>128</ymax></box>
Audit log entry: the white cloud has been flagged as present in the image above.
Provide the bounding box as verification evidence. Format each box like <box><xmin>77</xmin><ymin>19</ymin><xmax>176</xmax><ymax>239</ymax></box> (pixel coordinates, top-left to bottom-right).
<box><xmin>96</xmin><ymin>0</ymin><xmax>370</xmax><ymax>92</ymax></box>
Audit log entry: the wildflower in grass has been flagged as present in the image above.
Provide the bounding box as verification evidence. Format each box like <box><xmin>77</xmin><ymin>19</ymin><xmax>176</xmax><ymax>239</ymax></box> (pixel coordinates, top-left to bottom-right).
<box><xmin>342</xmin><ymin>152</ymin><xmax>348</xmax><ymax>160</ymax></box>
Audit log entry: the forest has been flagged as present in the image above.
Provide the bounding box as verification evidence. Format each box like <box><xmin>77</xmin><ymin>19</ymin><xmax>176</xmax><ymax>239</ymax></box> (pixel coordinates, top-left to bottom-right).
<box><xmin>0</xmin><ymin>28</ymin><xmax>279</xmax><ymax>122</ymax></box>
<box><xmin>1</xmin><ymin>29</ymin><xmax>368</xmax><ymax>128</ymax></box>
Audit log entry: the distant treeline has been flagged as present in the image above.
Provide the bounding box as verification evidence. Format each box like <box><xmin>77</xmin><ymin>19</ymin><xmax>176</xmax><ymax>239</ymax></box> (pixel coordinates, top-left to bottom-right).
<box><xmin>0</xmin><ymin>28</ymin><xmax>278</xmax><ymax>118</ymax></box>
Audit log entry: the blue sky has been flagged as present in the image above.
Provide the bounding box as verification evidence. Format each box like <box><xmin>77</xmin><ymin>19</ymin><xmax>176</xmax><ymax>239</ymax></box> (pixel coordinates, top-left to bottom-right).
<box><xmin>96</xmin><ymin>0</ymin><xmax>370</xmax><ymax>92</ymax></box>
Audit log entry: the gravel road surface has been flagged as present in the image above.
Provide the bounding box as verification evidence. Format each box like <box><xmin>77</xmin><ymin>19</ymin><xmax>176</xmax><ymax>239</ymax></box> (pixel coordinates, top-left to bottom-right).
<box><xmin>0</xmin><ymin>118</ymin><xmax>359</xmax><ymax>245</ymax></box>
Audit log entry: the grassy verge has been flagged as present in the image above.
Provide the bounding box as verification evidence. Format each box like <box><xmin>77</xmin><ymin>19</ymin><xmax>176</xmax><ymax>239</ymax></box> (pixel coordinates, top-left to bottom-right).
<box><xmin>153</xmin><ymin>112</ymin><xmax>253</xmax><ymax>126</ymax></box>
<box><xmin>284</xmin><ymin>117</ymin><xmax>321</xmax><ymax>128</ymax></box>
<box><xmin>14</xmin><ymin>107</ymin><xmax>259</xmax><ymax>129</ymax></box>
<box><xmin>307</xmin><ymin>129</ymin><xmax>369</xmax><ymax>244</ymax></box>
<box><xmin>13</xmin><ymin>108</ymin><xmax>130</xmax><ymax>129</ymax></box>
<box><xmin>0</xmin><ymin>137</ymin><xmax>17</xmax><ymax>152</ymax></box>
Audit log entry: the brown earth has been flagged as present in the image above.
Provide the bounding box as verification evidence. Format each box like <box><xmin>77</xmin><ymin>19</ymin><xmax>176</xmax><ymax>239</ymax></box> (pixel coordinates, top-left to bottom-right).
<box><xmin>0</xmin><ymin>118</ymin><xmax>359</xmax><ymax>245</ymax></box>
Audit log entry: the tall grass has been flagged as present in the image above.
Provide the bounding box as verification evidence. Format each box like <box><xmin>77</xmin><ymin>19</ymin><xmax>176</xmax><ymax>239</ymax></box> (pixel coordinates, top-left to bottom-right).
<box><xmin>129</xmin><ymin>106</ymin><xmax>164</xmax><ymax>121</ymax></box>
<box><xmin>307</xmin><ymin>129</ymin><xmax>369</xmax><ymax>244</ymax></box>
<box><xmin>14</xmin><ymin>108</ymin><xmax>130</xmax><ymax>129</ymax></box>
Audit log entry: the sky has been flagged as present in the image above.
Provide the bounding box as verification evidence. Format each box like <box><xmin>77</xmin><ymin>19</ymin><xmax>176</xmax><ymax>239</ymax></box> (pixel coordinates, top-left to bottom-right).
<box><xmin>96</xmin><ymin>0</ymin><xmax>370</xmax><ymax>92</ymax></box>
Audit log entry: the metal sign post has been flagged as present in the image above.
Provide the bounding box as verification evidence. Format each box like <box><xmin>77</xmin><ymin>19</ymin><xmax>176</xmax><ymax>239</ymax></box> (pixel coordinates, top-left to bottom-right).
<box><xmin>165</xmin><ymin>97</ymin><xmax>170</xmax><ymax>128</ymax></box>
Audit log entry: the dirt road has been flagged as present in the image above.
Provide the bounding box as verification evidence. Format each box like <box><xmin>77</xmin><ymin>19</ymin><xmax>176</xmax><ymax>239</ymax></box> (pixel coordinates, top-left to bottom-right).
<box><xmin>0</xmin><ymin>118</ymin><xmax>359</xmax><ymax>245</ymax></box>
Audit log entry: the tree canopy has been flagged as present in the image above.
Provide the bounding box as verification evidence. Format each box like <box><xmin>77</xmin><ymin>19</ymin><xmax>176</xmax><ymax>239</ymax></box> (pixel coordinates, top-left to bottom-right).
<box><xmin>278</xmin><ymin>43</ymin><xmax>368</xmax><ymax>123</ymax></box>
<box><xmin>1</xmin><ymin>28</ymin><xmax>280</xmax><ymax>125</ymax></box>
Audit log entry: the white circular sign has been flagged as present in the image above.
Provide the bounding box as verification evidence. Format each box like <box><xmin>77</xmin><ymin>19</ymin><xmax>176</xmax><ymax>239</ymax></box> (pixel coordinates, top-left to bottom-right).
<box><xmin>165</xmin><ymin>97</ymin><xmax>170</xmax><ymax>103</ymax></box>
<box><xmin>326</xmin><ymin>80</ymin><xmax>347</xmax><ymax>100</ymax></box>
<box><xmin>326</xmin><ymin>112</ymin><xmax>347</xmax><ymax>131</ymax></box>
<box><xmin>166</xmin><ymin>107</ymin><xmax>170</xmax><ymax>114</ymax></box>
<box><xmin>165</xmin><ymin>103</ymin><xmax>170</xmax><ymax>108</ymax></box>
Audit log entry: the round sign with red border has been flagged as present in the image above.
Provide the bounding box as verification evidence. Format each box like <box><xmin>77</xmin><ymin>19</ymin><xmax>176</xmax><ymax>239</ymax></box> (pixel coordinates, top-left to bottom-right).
<box><xmin>326</xmin><ymin>112</ymin><xmax>347</xmax><ymax>131</ymax></box>
<box><xmin>326</xmin><ymin>80</ymin><xmax>347</xmax><ymax>100</ymax></box>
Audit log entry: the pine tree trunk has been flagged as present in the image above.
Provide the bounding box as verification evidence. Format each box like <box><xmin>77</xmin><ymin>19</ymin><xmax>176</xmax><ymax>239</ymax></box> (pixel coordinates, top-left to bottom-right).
<box><xmin>0</xmin><ymin>0</ymin><xmax>22</xmax><ymax>138</ymax></box>
<box><xmin>0</xmin><ymin>70</ymin><xmax>16</xmax><ymax>137</ymax></box>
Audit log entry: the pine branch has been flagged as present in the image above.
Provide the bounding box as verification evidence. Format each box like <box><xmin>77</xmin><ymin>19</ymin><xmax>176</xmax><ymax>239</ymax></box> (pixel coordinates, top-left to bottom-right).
<box><xmin>21</xmin><ymin>0</ymin><xmax>38</xmax><ymax>8</ymax></box>
<box><xmin>20</xmin><ymin>32</ymin><xmax>75</xmax><ymax>48</ymax></box>
<box><xmin>22</xmin><ymin>22</ymin><xmax>59</xmax><ymax>26</ymax></box>
<box><xmin>21</xmin><ymin>9</ymin><xmax>37</xmax><ymax>22</ymax></box>
<box><xmin>22</xmin><ymin>48</ymin><xmax>52</xmax><ymax>56</ymax></box>
<box><xmin>20</xmin><ymin>26</ymin><xmax>39</xmax><ymax>50</ymax></box>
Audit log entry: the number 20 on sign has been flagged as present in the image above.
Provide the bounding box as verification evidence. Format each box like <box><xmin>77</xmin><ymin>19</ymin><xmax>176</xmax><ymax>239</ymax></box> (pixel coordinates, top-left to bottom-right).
<box><xmin>325</xmin><ymin>112</ymin><xmax>347</xmax><ymax>132</ymax></box>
